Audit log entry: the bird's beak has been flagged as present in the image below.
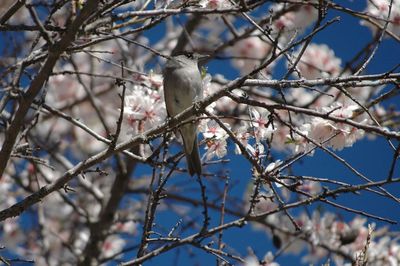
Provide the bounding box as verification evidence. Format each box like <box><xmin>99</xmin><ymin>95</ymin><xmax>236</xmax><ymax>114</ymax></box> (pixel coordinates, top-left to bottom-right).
<box><xmin>197</xmin><ymin>54</ymin><xmax>211</xmax><ymax>65</ymax></box>
<box><xmin>198</xmin><ymin>54</ymin><xmax>211</xmax><ymax>61</ymax></box>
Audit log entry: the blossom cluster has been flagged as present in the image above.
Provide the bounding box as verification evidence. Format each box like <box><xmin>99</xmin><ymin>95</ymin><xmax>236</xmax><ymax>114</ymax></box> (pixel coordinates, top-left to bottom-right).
<box><xmin>0</xmin><ymin>163</ymin><xmax>139</xmax><ymax>265</ymax></box>
<box><xmin>229</xmin><ymin>1</ymin><xmax>319</xmax><ymax>75</ymax></box>
<box><xmin>0</xmin><ymin>36</ymin><xmax>148</xmax><ymax>264</ymax></box>
<box><xmin>247</xmin><ymin>187</ymin><xmax>400</xmax><ymax>266</ymax></box>
<box><xmin>200</xmin><ymin>77</ymin><xmax>368</xmax><ymax>163</ymax></box>
<box><xmin>362</xmin><ymin>0</ymin><xmax>400</xmax><ymax>37</ymax></box>
<box><xmin>123</xmin><ymin>72</ymin><xmax>166</xmax><ymax>135</ymax></box>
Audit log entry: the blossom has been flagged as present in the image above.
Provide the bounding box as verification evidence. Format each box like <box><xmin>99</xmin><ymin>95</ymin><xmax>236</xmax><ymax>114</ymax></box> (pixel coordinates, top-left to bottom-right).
<box><xmin>199</xmin><ymin>0</ymin><xmax>231</xmax><ymax>9</ymax></box>
<box><xmin>229</xmin><ymin>30</ymin><xmax>273</xmax><ymax>74</ymax></box>
<box><xmin>234</xmin><ymin>123</ymin><xmax>251</xmax><ymax>154</ymax></box>
<box><xmin>2</xmin><ymin>219</ymin><xmax>24</xmax><ymax>249</ymax></box>
<box><xmin>248</xmin><ymin>191</ymin><xmax>279</xmax><ymax>218</ymax></box>
<box><xmin>300</xmin><ymin>212</ymin><xmax>338</xmax><ymax>263</ymax></box>
<box><xmin>294</xmin><ymin>43</ymin><xmax>342</xmax><ymax>79</ymax></box>
<box><xmin>200</xmin><ymin>119</ymin><xmax>230</xmax><ymax>139</ymax></box>
<box><xmin>300</xmin><ymin>104</ymin><xmax>364</xmax><ymax>151</ymax></box>
<box><xmin>243</xmin><ymin>255</ymin><xmax>260</xmax><ymax>266</ymax></box>
<box><xmin>74</xmin><ymin>230</ymin><xmax>90</xmax><ymax>255</ymax></box>
<box><xmin>112</xmin><ymin>221</ymin><xmax>138</xmax><ymax>234</ymax></box>
<box><xmin>264</xmin><ymin>160</ymin><xmax>284</xmax><ymax>187</ymax></box>
<box><xmin>246</xmin><ymin>142</ymin><xmax>265</xmax><ymax>159</ymax></box>
<box><xmin>0</xmin><ymin>169</ymin><xmax>17</xmax><ymax>209</ymax></box>
<box><xmin>203</xmin><ymin>73</ymin><xmax>245</xmax><ymax>114</ymax></box>
<box><xmin>124</xmin><ymin>85</ymin><xmax>167</xmax><ymax>134</ymax></box>
<box><xmin>264</xmin><ymin>252</ymin><xmax>280</xmax><ymax>266</ymax></box>
<box><xmin>265</xmin><ymin>160</ymin><xmax>282</xmax><ymax>174</ymax></box>
<box><xmin>250</xmin><ymin>108</ymin><xmax>275</xmax><ymax>142</ymax></box>
<box><xmin>287</xmin><ymin>87</ymin><xmax>316</xmax><ymax>106</ymax></box>
<box><xmin>133</xmin><ymin>72</ymin><xmax>164</xmax><ymax>91</ymax></box>
<box><xmin>271</xmin><ymin>2</ymin><xmax>319</xmax><ymax>44</ymax></box>
<box><xmin>204</xmin><ymin>138</ymin><xmax>228</xmax><ymax>160</ymax></box>
<box><xmin>362</xmin><ymin>0</ymin><xmax>400</xmax><ymax>37</ymax></box>
<box><xmin>287</xmin><ymin>123</ymin><xmax>315</xmax><ymax>155</ymax></box>
<box><xmin>270</xmin><ymin>125</ymin><xmax>291</xmax><ymax>152</ymax></box>
<box><xmin>326</xmin><ymin>104</ymin><xmax>365</xmax><ymax>150</ymax></box>
<box><xmin>243</xmin><ymin>252</ymin><xmax>280</xmax><ymax>266</ymax></box>
<box><xmin>309</xmin><ymin>117</ymin><xmax>336</xmax><ymax>144</ymax></box>
<box><xmin>101</xmin><ymin>235</ymin><xmax>126</xmax><ymax>258</ymax></box>
<box><xmin>298</xmin><ymin>180</ymin><xmax>322</xmax><ymax>195</ymax></box>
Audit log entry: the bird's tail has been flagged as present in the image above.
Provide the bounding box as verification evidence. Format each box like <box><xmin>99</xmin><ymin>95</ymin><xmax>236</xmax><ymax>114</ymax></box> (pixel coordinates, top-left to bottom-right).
<box><xmin>186</xmin><ymin>135</ymin><xmax>202</xmax><ymax>176</ymax></box>
<box><xmin>180</xmin><ymin>125</ymin><xmax>202</xmax><ymax>176</ymax></box>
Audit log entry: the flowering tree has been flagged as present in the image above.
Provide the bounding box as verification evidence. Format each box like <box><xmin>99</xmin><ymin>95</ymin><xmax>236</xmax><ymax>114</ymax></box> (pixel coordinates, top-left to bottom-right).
<box><xmin>0</xmin><ymin>0</ymin><xmax>400</xmax><ymax>265</ymax></box>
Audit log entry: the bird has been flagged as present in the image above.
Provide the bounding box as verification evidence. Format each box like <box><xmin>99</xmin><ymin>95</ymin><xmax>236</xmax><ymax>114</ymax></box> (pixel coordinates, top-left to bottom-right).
<box><xmin>163</xmin><ymin>53</ymin><xmax>203</xmax><ymax>176</ymax></box>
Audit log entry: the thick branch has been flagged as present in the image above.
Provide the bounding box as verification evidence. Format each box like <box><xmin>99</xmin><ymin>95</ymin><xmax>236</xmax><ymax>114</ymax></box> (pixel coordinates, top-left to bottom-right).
<box><xmin>0</xmin><ymin>0</ymin><xmax>101</xmax><ymax>179</ymax></box>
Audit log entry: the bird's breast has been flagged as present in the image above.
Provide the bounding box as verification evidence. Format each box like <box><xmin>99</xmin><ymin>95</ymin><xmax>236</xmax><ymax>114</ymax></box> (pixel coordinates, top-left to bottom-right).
<box><xmin>163</xmin><ymin>66</ymin><xmax>202</xmax><ymax>116</ymax></box>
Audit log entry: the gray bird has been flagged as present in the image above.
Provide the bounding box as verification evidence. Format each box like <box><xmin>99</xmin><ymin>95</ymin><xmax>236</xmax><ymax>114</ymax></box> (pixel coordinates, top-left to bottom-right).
<box><xmin>163</xmin><ymin>54</ymin><xmax>203</xmax><ymax>176</ymax></box>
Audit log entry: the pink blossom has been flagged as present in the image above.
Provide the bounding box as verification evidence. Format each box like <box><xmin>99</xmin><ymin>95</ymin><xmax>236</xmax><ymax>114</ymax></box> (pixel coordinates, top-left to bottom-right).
<box><xmin>112</xmin><ymin>221</ymin><xmax>138</xmax><ymax>234</ymax></box>
<box><xmin>124</xmin><ymin>87</ymin><xmax>167</xmax><ymax>134</ymax></box>
<box><xmin>3</xmin><ymin>219</ymin><xmax>24</xmax><ymax>248</ymax></box>
<box><xmin>199</xmin><ymin>0</ymin><xmax>231</xmax><ymax>9</ymax></box>
<box><xmin>250</xmin><ymin>108</ymin><xmax>275</xmax><ymax>142</ymax></box>
<box><xmin>230</xmin><ymin>30</ymin><xmax>273</xmax><ymax>74</ymax></box>
<box><xmin>246</xmin><ymin>142</ymin><xmax>266</xmax><ymax>159</ymax></box>
<box><xmin>362</xmin><ymin>0</ymin><xmax>400</xmax><ymax>37</ymax></box>
<box><xmin>47</xmin><ymin>65</ymin><xmax>86</xmax><ymax>106</ymax></box>
<box><xmin>200</xmin><ymin>119</ymin><xmax>230</xmax><ymax>140</ymax></box>
<box><xmin>234</xmin><ymin>123</ymin><xmax>251</xmax><ymax>154</ymax></box>
<box><xmin>101</xmin><ymin>235</ymin><xmax>126</xmax><ymax>258</ymax></box>
<box><xmin>249</xmin><ymin>191</ymin><xmax>279</xmax><ymax>219</ymax></box>
<box><xmin>306</xmin><ymin>104</ymin><xmax>364</xmax><ymax>151</ymax></box>
<box><xmin>204</xmin><ymin>138</ymin><xmax>228</xmax><ymax>160</ymax></box>
<box><xmin>309</xmin><ymin>117</ymin><xmax>336</xmax><ymax>143</ymax></box>
<box><xmin>203</xmin><ymin>74</ymin><xmax>245</xmax><ymax>113</ymax></box>
<box><xmin>298</xmin><ymin>180</ymin><xmax>322</xmax><ymax>195</ymax></box>
<box><xmin>272</xmin><ymin>2</ymin><xmax>319</xmax><ymax>43</ymax></box>
<box><xmin>288</xmin><ymin>123</ymin><xmax>315</xmax><ymax>155</ymax></box>
<box><xmin>295</xmin><ymin>43</ymin><xmax>342</xmax><ymax>79</ymax></box>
